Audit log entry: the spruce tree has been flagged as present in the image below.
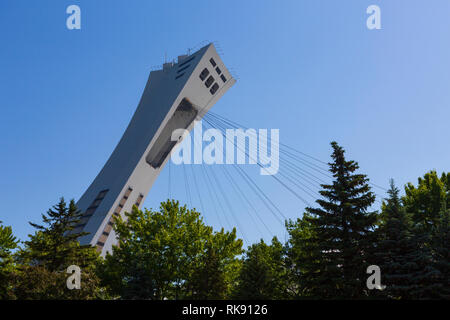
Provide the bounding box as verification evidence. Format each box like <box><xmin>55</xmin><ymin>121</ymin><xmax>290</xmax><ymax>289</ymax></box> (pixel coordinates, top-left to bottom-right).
<box><xmin>433</xmin><ymin>202</ymin><xmax>450</xmax><ymax>299</ymax></box>
<box><xmin>374</xmin><ymin>180</ymin><xmax>417</xmax><ymax>299</ymax></box>
<box><xmin>300</xmin><ymin>141</ymin><xmax>377</xmax><ymax>298</ymax></box>
<box><xmin>0</xmin><ymin>221</ymin><xmax>18</xmax><ymax>299</ymax></box>
<box><xmin>407</xmin><ymin>200</ymin><xmax>450</xmax><ymax>299</ymax></box>
<box><xmin>19</xmin><ymin>197</ymin><xmax>98</xmax><ymax>272</ymax></box>
<box><xmin>16</xmin><ymin>198</ymin><xmax>102</xmax><ymax>299</ymax></box>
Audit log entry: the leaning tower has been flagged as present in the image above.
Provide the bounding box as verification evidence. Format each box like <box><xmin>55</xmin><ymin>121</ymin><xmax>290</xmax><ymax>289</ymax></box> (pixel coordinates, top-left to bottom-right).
<box><xmin>74</xmin><ymin>43</ymin><xmax>236</xmax><ymax>255</ymax></box>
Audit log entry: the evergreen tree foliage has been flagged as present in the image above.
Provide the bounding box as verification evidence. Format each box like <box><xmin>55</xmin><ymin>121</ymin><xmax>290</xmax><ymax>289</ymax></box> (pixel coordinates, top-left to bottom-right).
<box><xmin>374</xmin><ymin>180</ymin><xmax>418</xmax><ymax>299</ymax></box>
<box><xmin>405</xmin><ymin>223</ymin><xmax>441</xmax><ymax>299</ymax></box>
<box><xmin>432</xmin><ymin>202</ymin><xmax>450</xmax><ymax>299</ymax></box>
<box><xmin>292</xmin><ymin>142</ymin><xmax>377</xmax><ymax>299</ymax></box>
<box><xmin>12</xmin><ymin>264</ymin><xmax>103</xmax><ymax>300</ymax></box>
<box><xmin>285</xmin><ymin>212</ymin><xmax>318</xmax><ymax>298</ymax></box>
<box><xmin>19</xmin><ymin>198</ymin><xmax>99</xmax><ymax>272</ymax></box>
<box><xmin>15</xmin><ymin>198</ymin><xmax>102</xmax><ymax>299</ymax></box>
<box><xmin>0</xmin><ymin>221</ymin><xmax>19</xmax><ymax>299</ymax></box>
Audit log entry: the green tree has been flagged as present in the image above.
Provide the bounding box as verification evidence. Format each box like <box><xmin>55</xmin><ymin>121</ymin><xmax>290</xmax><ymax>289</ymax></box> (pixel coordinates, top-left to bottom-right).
<box><xmin>12</xmin><ymin>265</ymin><xmax>104</xmax><ymax>300</ymax></box>
<box><xmin>432</xmin><ymin>202</ymin><xmax>450</xmax><ymax>299</ymax></box>
<box><xmin>19</xmin><ymin>198</ymin><xmax>97</xmax><ymax>270</ymax></box>
<box><xmin>405</xmin><ymin>200</ymin><xmax>449</xmax><ymax>299</ymax></box>
<box><xmin>234</xmin><ymin>237</ymin><xmax>288</xmax><ymax>300</ymax></box>
<box><xmin>405</xmin><ymin>224</ymin><xmax>441</xmax><ymax>299</ymax></box>
<box><xmin>0</xmin><ymin>221</ymin><xmax>19</xmax><ymax>299</ymax></box>
<box><xmin>374</xmin><ymin>180</ymin><xmax>418</xmax><ymax>299</ymax></box>
<box><xmin>403</xmin><ymin>171</ymin><xmax>449</xmax><ymax>232</ymax></box>
<box><xmin>285</xmin><ymin>212</ymin><xmax>319</xmax><ymax>298</ymax></box>
<box><xmin>16</xmin><ymin>198</ymin><xmax>102</xmax><ymax>299</ymax></box>
<box><xmin>187</xmin><ymin>228</ymin><xmax>242</xmax><ymax>299</ymax></box>
<box><xmin>293</xmin><ymin>142</ymin><xmax>377</xmax><ymax>299</ymax></box>
<box><xmin>402</xmin><ymin>171</ymin><xmax>449</xmax><ymax>299</ymax></box>
<box><xmin>99</xmin><ymin>200</ymin><xmax>243</xmax><ymax>300</ymax></box>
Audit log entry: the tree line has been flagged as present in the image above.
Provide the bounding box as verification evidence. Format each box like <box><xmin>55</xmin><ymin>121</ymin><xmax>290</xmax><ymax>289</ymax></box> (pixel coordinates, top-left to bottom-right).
<box><xmin>0</xmin><ymin>142</ymin><xmax>448</xmax><ymax>299</ymax></box>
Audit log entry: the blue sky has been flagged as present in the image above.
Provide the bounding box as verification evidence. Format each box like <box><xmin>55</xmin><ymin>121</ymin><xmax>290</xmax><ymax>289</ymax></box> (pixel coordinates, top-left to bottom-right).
<box><xmin>1</xmin><ymin>0</ymin><xmax>449</xmax><ymax>246</ymax></box>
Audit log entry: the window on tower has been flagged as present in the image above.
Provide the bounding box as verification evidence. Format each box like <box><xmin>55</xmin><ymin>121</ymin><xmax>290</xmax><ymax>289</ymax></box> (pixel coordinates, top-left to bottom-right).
<box><xmin>205</xmin><ymin>75</ymin><xmax>214</xmax><ymax>88</ymax></box>
<box><xmin>178</xmin><ymin>55</ymin><xmax>195</xmax><ymax>68</ymax></box>
<box><xmin>199</xmin><ymin>68</ymin><xmax>209</xmax><ymax>81</ymax></box>
<box><xmin>210</xmin><ymin>83</ymin><xmax>219</xmax><ymax>95</ymax></box>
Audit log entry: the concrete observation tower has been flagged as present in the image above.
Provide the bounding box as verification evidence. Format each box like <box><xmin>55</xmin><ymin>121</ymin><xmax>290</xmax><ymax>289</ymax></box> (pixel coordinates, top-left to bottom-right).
<box><xmin>75</xmin><ymin>43</ymin><xmax>236</xmax><ymax>256</ymax></box>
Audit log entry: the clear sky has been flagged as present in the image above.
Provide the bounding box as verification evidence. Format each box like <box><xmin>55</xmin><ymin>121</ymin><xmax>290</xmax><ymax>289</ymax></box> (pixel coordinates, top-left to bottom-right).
<box><xmin>1</xmin><ymin>0</ymin><xmax>449</xmax><ymax>246</ymax></box>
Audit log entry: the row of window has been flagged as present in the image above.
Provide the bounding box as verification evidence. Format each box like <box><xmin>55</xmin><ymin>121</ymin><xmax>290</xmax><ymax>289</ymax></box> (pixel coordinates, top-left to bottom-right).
<box><xmin>96</xmin><ymin>187</ymin><xmax>133</xmax><ymax>251</ymax></box>
<box><xmin>73</xmin><ymin>189</ymin><xmax>109</xmax><ymax>233</ymax></box>
<box><xmin>198</xmin><ymin>58</ymin><xmax>227</xmax><ymax>95</ymax></box>
<box><xmin>175</xmin><ymin>55</ymin><xmax>196</xmax><ymax>80</ymax></box>
<box><xmin>179</xmin><ymin>55</ymin><xmax>195</xmax><ymax>68</ymax></box>
<box><xmin>199</xmin><ymin>69</ymin><xmax>221</xmax><ymax>95</ymax></box>
<box><xmin>209</xmin><ymin>58</ymin><xmax>227</xmax><ymax>82</ymax></box>
<box><xmin>176</xmin><ymin>64</ymin><xmax>191</xmax><ymax>80</ymax></box>
<box><xmin>95</xmin><ymin>188</ymin><xmax>144</xmax><ymax>251</ymax></box>
<box><xmin>177</xmin><ymin>64</ymin><xmax>191</xmax><ymax>74</ymax></box>
<box><xmin>135</xmin><ymin>194</ymin><xmax>144</xmax><ymax>207</ymax></box>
